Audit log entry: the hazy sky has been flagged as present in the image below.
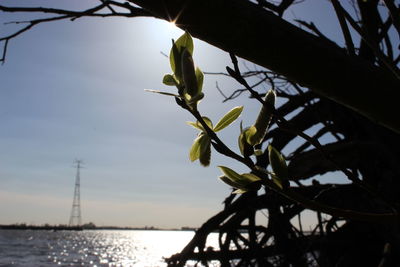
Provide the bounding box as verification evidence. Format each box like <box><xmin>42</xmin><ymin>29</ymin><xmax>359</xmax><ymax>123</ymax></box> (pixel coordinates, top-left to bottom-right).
<box><xmin>0</xmin><ymin>1</ymin><xmax>344</xmax><ymax>228</ymax></box>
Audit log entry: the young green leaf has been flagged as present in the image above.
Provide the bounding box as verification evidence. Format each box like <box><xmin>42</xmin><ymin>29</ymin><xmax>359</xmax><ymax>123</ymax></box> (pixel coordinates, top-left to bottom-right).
<box><xmin>181</xmin><ymin>48</ymin><xmax>198</xmax><ymax>97</ymax></box>
<box><xmin>218</xmin><ymin>166</ymin><xmax>247</xmax><ymax>186</ymax></box>
<box><xmin>189</xmin><ymin>133</ymin><xmax>211</xmax><ymax>166</ymax></box>
<box><xmin>232</xmin><ymin>188</ymin><xmax>248</xmax><ymax>194</ymax></box>
<box><xmin>213</xmin><ymin>106</ymin><xmax>243</xmax><ymax>132</ymax></box>
<box><xmin>241</xmin><ymin>173</ymin><xmax>261</xmax><ymax>183</ymax></box>
<box><xmin>162</xmin><ymin>74</ymin><xmax>178</xmax><ymax>86</ymax></box>
<box><xmin>238</xmin><ymin>127</ymin><xmax>254</xmax><ymax>157</ymax></box>
<box><xmin>248</xmin><ymin>89</ymin><xmax>276</xmax><ymax>145</ymax></box>
<box><xmin>219</xmin><ymin>175</ymin><xmax>244</xmax><ymax>189</ymax></box>
<box><xmin>199</xmin><ymin>135</ymin><xmax>211</xmax><ymax>167</ymax></box>
<box><xmin>198</xmin><ymin>133</ymin><xmax>210</xmax><ymax>155</ymax></box>
<box><xmin>268</xmin><ymin>144</ymin><xmax>288</xmax><ymax>182</ymax></box>
<box><xmin>174</xmin><ymin>31</ymin><xmax>194</xmax><ymax>56</ymax></box>
<box><xmin>201</xmin><ymin>116</ymin><xmax>213</xmax><ymax>130</ymax></box>
<box><xmin>186</xmin><ymin>121</ymin><xmax>204</xmax><ymax>131</ymax></box>
<box><xmin>169</xmin><ymin>41</ymin><xmax>182</xmax><ymax>79</ymax></box>
<box><xmin>219</xmin><ymin>172</ymin><xmax>261</xmax><ymax>193</ymax></box>
<box><xmin>245</xmin><ymin>125</ymin><xmax>258</xmax><ymax>146</ymax></box>
<box><xmin>189</xmin><ymin>134</ymin><xmax>203</xmax><ymax>162</ymax></box>
<box><xmin>186</xmin><ymin>117</ymin><xmax>213</xmax><ymax>132</ymax></box>
<box><xmin>195</xmin><ymin>67</ymin><xmax>204</xmax><ymax>95</ymax></box>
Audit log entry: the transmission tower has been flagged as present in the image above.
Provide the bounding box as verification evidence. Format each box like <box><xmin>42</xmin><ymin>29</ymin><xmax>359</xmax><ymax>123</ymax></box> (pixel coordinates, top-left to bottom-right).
<box><xmin>69</xmin><ymin>159</ymin><xmax>83</xmax><ymax>226</ymax></box>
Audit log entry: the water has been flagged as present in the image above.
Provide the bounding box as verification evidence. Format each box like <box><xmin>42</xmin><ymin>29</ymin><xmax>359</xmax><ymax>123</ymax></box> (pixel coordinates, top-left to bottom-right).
<box><xmin>0</xmin><ymin>229</ymin><xmax>218</xmax><ymax>267</ymax></box>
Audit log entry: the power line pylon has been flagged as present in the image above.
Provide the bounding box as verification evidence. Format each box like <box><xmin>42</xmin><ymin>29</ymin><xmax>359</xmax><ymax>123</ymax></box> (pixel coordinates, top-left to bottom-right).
<box><xmin>69</xmin><ymin>159</ymin><xmax>83</xmax><ymax>226</ymax></box>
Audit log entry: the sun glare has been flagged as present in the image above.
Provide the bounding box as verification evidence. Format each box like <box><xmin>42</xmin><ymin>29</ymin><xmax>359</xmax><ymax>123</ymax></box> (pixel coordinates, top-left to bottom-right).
<box><xmin>160</xmin><ymin>20</ymin><xmax>183</xmax><ymax>39</ymax></box>
<box><xmin>169</xmin><ymin>20</ymin><xmax>176</xmax><ymax>28</ymax></box>
<box><xmin>166</xmin><ymin>20</ymin><xmax>179</xmax><ymax>32</ymax></box>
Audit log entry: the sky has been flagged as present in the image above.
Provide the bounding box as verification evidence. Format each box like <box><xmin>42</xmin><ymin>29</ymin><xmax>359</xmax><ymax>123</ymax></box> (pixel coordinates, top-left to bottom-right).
<box><xmin>0</xmin><ymin>1</ymin><xmax>347</xmax><ymax>228</ymax></box>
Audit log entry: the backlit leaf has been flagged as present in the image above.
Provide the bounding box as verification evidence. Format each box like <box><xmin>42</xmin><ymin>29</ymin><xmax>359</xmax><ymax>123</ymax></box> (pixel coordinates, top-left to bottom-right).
<box><xmin>190</xmin><ymin>133</ymin><xmax>211</xmax><ymax>166</ymax></box>
<box><xmin>162</xmin><ymin>74</ymin><xmax>178</xmax><ymax>86</ymax></box>
<box><xmin>238</xmin><ymin>127</ymin><xmax>254</xmax><ymax>157</ymax></box>
<box><xmin>169</xmin><ymin>41</ymin><xmax>181</xmax><ymax>79</ymax></box>
<box><xmin>268</xmin><ymin>144</ymin><xmax>288</xmax><ymax>182</ymax></box>
<box><xmin>181</xmin><ymin>49</ymin><xmax>198</xmax><ymax>97</ymax></box>
<box><xmin>189</xmin><ymin>134</ymin><xmax>202</xmax><ymax>162</ymax></box>
<box><xmin>201</xmin><ymin>116</ymin><xmax>213</xmax><ymax>130</ymax></box>
<box><xmin>213</xmin><ymin>106</ymin><xmax>243</xmax><ymax>132</ymax></box>
<box><xmin>245</xmin><ymin>125</ymin><xmax>258</xmax><ymax>146</ymax></box>
<box><xmin>174</xmin><ymin>31</ymin><xmax>194</xmax><ymax>55</ymax></box>
<box><xmin>249</xmin><ymin>89</ymin><xmax>276</xmax><ymax>145</ymax></box>
<box><xmin>195</xmin><ymin>67</ymin><xmax>204</xmax><ymax>94</ymax></box>
<box><xmin>219</xmin><ymin>175</ymin><xmax>243</xmax><ymax>189</ymax></box>
<box><xmin>241</xmin><ymin>173</ymin><xmax>261</xmax><ymax>183</ymax></box>
<box><xmin>186</xmin><ymin>121</ymin><xmax>203</xmax><ymax>131</ymax></box>
<box><xmin>233</xmin><ymin>188</ymin><xmax>248</xmax><ymax>194</ymax></box>
<box><xmin>199</xmin><ymin>135</ymin><xmax>211</xmax><ymax>167</ymax></box>
<box><xmin>186</xmin><ymin>117</ymin><xmax>213</xmax><ymax>132</ymax></box>
<box><xmin>218</xmin><ymin>166</ymin><xmax>246</xmax><ymax>185</ymax></box>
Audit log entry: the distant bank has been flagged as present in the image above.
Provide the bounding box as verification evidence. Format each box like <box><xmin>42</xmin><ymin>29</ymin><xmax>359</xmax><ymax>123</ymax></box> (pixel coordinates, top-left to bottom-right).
<box><xmin>0</xmin><ymin>223</ymin><xmax>197</xmax><ymax>231</ymax></box>
<box><xmin>0</xmin><ymin>224</ymin><xmax>83</xmax><ymax>231</ymax></box>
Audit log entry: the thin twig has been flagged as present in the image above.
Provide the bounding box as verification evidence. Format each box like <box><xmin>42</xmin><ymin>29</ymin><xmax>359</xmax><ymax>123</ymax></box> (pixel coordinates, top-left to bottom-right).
<box><xmin>0</xmin><ymin>3</ymin><xmax>151</xmax><ymax>63</ymax></box>
<box><xmin>0</xmin><ymin>39</ymin><xmax>8</xmax><ymax>65</ymax></box>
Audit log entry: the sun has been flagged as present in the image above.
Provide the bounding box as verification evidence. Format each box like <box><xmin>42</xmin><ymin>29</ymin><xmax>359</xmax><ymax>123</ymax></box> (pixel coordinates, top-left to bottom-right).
<box><xmin>160</xmin><ymin>19</ymin><xmax>183</xmax><ymax>39</ymax></box>
<box><xmin>166</xmin><ymin>19</ymin><xmax>179</xmax><ymax>32</ymax></box>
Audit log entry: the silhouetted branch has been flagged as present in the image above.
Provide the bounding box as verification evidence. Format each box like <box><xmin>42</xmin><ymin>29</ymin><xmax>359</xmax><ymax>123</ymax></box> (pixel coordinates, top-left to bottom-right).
<box><xmin>0</xmin><ymin>2</ymin><xmax>152</xmax><ymax>64</ymax></box>
<box><xmin>383</xmin><ymin>0</ymin><xmax>400</xmax><ymax>40</ymax></box>
<box><xmin>225</xmin><ymin>53</ymin><xmax>398</xmax><ymax>214</ymax></box>
<box><xmin>331</xmin><ymin>0</ymin><xmax>355</xmax><ymax>55</ymax></box>
<box><xmin>332</xmin><ymin>0</ymin><xmax>400</xmax><ymax>79</ymax></box>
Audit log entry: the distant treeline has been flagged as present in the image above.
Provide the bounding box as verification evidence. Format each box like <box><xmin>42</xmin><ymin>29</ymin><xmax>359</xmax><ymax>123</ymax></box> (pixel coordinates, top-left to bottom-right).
<box><xmin>0</xmin><ymin>223</ymin><xmax>83</xmax><ymax>231</ymax></box>
<box><xmin>0</xmin><ymin>223</ymin><xmax>197</xmax><ymax>231</ymax></box>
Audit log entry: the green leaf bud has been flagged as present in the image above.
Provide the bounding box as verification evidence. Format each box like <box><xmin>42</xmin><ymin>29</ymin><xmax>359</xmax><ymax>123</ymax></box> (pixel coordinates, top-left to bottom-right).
<box><xmin>174</xmin><ymin>31</ymin><xmax>194</xmax><ymax>55</ymax></box>
<box><xmin>238</xmin><ymin>127</ymin><xmax>254</xmax><ymax>157</ymax></box>
<box><xmin>189</xmin><ymin>133</ymin><xmax>211</xmax><ymax>166</ymax></box>
<box><xmin>199</xmin><ymin>134</ymin><xmax>211</xmax><ymax>167</ymax></box>
<box><xmin>248</xmin><ymin>89</ymin><xmax>276</xmax><ymax>145</ymax></box>
<box><xmin>162</xmin><ymin>74</ymin><xmax>178</xmax><ymax>86</ymax></box>
<box><xmin>181</xmin><ymin>48</ymin><xmax>198</xmax><ymax>98</ymax></box>
<box><xmin>169</xmin><ymin>41</ymin><xmax>182</xmax><ymax>80</ymax></box>
<box><xmin>268</xmin><ymin>144</ymin><xmax>289</xmax><ymax>189</ymax></box>
<box><xmin>195</xmin><ymin>67</ymin><xmax>204</xmax><ymax>95</ymax></box>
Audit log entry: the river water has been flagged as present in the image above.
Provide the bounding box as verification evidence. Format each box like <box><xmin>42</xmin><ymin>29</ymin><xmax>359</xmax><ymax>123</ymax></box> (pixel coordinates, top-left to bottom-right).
<box><xmin>0</xmin><ymin>229</ymin><xmax>218</xmax><ymax>267</ymax></box>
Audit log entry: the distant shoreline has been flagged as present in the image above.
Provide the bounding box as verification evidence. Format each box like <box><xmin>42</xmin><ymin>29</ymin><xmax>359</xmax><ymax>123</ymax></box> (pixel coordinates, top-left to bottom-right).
<box><xmin>0</xmin><ymin>224</ymin><xmax>197</xmax><ymax>232</ymax></box>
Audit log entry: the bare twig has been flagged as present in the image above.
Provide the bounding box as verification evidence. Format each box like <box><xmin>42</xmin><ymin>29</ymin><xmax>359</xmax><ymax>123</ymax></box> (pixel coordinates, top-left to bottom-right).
<box><xmin>0</xmin><ymin>3</ymin><xmax>151</xmax><ymax>64</ymax></box>
<box><xmin>0</xmin><ymin>39</ymin><xmax>8</xmax><ymax>65</ymax></box>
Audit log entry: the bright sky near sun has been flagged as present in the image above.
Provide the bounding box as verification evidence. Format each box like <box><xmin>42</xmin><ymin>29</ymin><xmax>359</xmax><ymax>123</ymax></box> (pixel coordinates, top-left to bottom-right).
<box><xmin>0</xmin><ymin>1</ymin><xmax>344</xmax><ymax>228</ymax></box>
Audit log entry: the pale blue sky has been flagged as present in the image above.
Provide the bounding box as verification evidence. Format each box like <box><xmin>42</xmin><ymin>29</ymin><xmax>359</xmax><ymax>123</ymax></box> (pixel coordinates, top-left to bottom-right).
<box><xmin>0</xmin><ymin>1</ymin><xmax>347</xmax><ymax>228</ymax></box>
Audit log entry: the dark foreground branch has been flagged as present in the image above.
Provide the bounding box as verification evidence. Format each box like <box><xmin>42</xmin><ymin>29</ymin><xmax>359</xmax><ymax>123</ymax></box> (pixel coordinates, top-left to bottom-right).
<box><xmin>131</xmin><ymin>0</ymin><xmax>400</xmax><ymax>133</ymax></box>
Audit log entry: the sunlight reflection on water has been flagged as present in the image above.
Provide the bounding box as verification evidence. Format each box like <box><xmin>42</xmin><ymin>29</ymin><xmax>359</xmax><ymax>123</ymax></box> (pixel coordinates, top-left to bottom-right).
<box><xmin>0</xmin><ymin>229</ymin><xmax>218</xmax><ymax>266</ymax></box>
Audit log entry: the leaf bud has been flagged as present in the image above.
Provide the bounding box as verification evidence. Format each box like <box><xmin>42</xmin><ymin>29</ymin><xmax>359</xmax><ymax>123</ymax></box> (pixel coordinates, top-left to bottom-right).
<box><xmin>181</xmin><ymin>48</ymin><xmax>198</xmax><ymax>98</ymax></box>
